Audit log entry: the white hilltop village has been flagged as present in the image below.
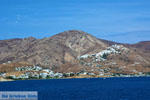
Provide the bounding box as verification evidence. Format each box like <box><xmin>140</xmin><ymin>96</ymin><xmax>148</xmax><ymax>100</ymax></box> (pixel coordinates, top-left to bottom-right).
<box><xmin>79</xmin><ymin>44</ymin><xmax>129</xmax><ymax>61</ymax></box>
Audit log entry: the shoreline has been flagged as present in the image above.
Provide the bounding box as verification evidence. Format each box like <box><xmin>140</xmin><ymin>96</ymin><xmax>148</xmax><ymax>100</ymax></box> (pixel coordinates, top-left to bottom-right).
<box><xmin>1</xmin><ymin>76</ymin><xmax>150</xmax><ymax>82</ymax></box>
<box><xmin>0</xmin><ymin>77</ymin><xmax>13</xmax><ymax>82</ymax></box>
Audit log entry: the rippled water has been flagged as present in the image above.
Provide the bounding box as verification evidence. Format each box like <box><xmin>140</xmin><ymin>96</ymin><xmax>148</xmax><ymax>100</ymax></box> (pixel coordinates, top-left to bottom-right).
<box><xmin>0</xmin><ymin>77</ymin><xmax>150</xmax><ymax>100</ymax></box>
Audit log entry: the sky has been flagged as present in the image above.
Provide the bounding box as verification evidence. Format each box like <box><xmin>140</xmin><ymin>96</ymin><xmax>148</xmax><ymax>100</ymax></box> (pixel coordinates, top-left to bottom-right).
<box><xmin>0</xmin><ymin>0</ymin><xmax>150</xmax><ymax>43</ymax></box>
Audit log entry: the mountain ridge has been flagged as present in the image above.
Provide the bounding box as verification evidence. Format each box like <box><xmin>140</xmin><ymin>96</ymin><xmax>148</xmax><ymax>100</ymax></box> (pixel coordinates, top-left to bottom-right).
<box><xmin>0</xmin><ymin>30</ymin><xmax>150</xmax><ymax>74</ymax></box>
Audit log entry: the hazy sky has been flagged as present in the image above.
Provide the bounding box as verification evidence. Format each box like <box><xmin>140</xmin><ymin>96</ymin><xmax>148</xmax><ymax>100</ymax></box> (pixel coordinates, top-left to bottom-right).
<box><xmin>0</xmin><ymin>0</ymin><xmax>150</xmax><ymax>43</ymax></box>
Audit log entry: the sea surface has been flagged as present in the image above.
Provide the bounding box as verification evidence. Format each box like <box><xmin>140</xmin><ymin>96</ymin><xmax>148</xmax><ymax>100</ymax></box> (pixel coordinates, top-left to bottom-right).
<box><xmin>0</xmin><ymin>77</ymin><xmax>150</xmax><ymax>100</ymax></box>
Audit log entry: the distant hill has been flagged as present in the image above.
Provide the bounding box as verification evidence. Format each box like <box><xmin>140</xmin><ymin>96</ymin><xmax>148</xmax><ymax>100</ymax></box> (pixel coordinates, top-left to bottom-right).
<box><xmin>131</xmin><ymin>41</ymin><xmax>150</xmax><ymax>51</ymax></box>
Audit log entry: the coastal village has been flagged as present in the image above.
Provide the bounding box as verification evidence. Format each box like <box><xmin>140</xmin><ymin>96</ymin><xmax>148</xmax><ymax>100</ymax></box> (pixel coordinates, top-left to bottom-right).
<box><xmin>0</xmin><ymin>65</ymin><xmax>147</xmax><ymax>81</ymax></box>
<box><xmin>0</xmin><ymin>45</ymin><xmax>149</xmax><ymax>81</ymax></box>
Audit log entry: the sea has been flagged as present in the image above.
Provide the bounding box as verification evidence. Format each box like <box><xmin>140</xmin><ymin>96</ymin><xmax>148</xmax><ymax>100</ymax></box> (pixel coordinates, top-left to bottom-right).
<box><xmin>0</xmin><ymin>77</ymin><xmax>150</xmax><ymax>100</ymax></box>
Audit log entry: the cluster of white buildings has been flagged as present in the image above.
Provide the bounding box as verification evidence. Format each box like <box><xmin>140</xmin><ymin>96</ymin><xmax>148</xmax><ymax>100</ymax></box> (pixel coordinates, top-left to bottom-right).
<box><xmin>0</xmin><ymin>73</ymin><xmax>6</xmax><ymax>77</ymax></box>
<box><xmin>2</xmin><ymin>66</ymin><xmax>63</xmax><ymax>80</ymax></box>
<box><xmin>79</xmin><ymin>45</ymin><xmax>129</xmax><ymax>67</ymax></box>
<box><xmin>95</xmin><ymin>44</ymin><xmax>127</xmax><ymax>59</ymax></box>
<box><xmin>79</xmin><ymin>45</ymin><xmax>128</xmax><ymax>62</ymax></box>
<box><xmin>15</xmin><ymin>66</ymin><xmax>42</xmax><ymax>71</ymax></box>
<box><xmin>0</xmin><ymin>65</ymin><xmax>99</xmax><ymax>80</ymax></box>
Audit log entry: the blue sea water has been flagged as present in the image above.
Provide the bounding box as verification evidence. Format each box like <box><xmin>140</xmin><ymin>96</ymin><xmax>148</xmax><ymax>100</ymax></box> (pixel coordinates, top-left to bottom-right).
<box><xmin>0</xmin><ymin>77</ymin><xmax>150</xmax><ymax>100</ymax></box>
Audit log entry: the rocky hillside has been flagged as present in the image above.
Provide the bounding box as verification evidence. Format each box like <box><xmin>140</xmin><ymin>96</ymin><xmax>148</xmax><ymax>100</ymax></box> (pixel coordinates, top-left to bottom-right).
<box><xmin>0</xmin><ymin>30</ymin><xmax>109</xmax><ymax>70</ymax></box>
<box><xmin>0</xmin><ymin>30</ymin><xmax>150</xmax><ymax>74</ymax></box>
